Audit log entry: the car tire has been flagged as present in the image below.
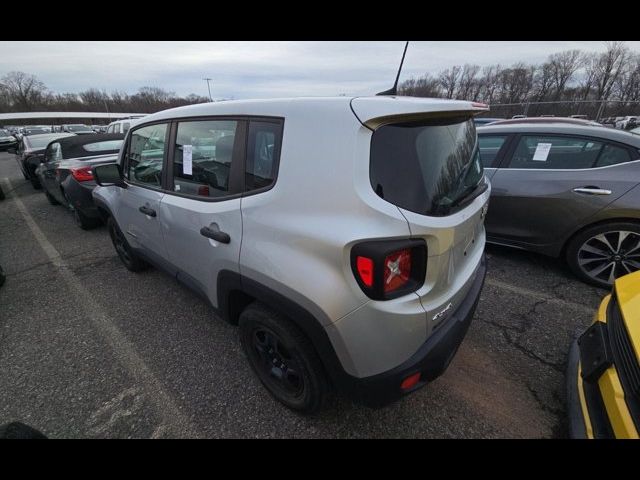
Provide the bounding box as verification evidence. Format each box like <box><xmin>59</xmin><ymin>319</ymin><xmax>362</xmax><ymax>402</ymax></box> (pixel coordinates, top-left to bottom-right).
<box><xmin>29</xmin><ymin>175</ymin><xmax>41</xmax><ymax>190</ymax></box>
<box><xmin>44</xmin><ymin>190</ymin><xmax>59</xmax><ymax>205</ymax></box>
<box><xmin>239</xmin><ymin>302</ymin><xmax>329</xmax><ymax>414</ymax></box>
<box><xmin>566</xmin><ymin>221</ymin><xmax>640</xmax><ymax>288</ymax></box>
<box><xmin>107</xmin><ymin>217</ymin><xmax>148</xmax><ymax>272</ymax></box>
<box><xmin>74</xmin><ymin>208</ymin><xmax>100</xmax><ymax>230</ymax></box>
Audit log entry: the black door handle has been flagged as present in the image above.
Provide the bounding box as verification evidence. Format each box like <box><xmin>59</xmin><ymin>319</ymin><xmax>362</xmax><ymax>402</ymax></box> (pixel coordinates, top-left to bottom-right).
<box><xmin>200</xmin><ymin>226</ymin><xmax>230</xmax><ymax>244</ymax></box>
<box><xmin>139</xmin><ymin>205</ymin><xmax>156</xmax><ymax>217</ymax></box>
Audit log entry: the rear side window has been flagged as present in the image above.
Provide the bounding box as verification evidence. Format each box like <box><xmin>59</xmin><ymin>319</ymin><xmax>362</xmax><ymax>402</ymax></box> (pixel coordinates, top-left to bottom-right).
<box><xmin>507</xmin><ymin>135</ymin><xmax>603</xmax><ymax>169</ymax></box>
<box><xmin>172</xmin><ymin>120</ymin><xmax>238</xmax><ymax>198</ymax></box>
<box><xmin>478</xmin><ymin>135</ymin><xmax>507</xmax><ymax>167</ymax></box>
<box><xmin>595</xmin><ymin>144</ymin><xmax>631</xmax><ymax>167</ymax></box>
<box><xmin>370</xmin><ymin>117</ymin><xmax>483</xmax><ymax>216</ymax></box>
<box><xmin>125</xmin><ymin>123</ymin><xmax>168</xmax><ymax>187</ymax></box>
<box><xmin>244</xmin><ymin>120</ymin><xmax>282</xmax><ymax>192</ymax></box>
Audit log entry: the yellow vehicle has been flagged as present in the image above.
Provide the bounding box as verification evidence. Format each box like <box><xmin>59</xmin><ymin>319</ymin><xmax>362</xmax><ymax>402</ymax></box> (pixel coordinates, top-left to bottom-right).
<box><xmin>568</xmin><ymin>270</ymin><xmax>640</xmax><ymax>438</ymax></box>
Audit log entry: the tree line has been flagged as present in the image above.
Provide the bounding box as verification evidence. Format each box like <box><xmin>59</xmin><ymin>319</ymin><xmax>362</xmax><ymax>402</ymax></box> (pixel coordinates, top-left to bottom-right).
<box><xmin>399</xmin><ymin>42</ymin><xmax>640</xmax><ymax>118</ymax></box>
<box><xmin>0</xmin><ymin>71</ymin><xmax>211</xmax><ymax>116</ymax></box>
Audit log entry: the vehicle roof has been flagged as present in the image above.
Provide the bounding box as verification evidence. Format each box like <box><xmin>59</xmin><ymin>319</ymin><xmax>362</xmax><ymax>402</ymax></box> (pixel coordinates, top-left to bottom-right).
<box><xmin>51</xmin><ymin>133</ymin><xmax>125</xmax><ymax>158</ymax></box>
<box><xmin>478</xmin><ymin>122</ymin><xmax>640</xmax><ymax>147</ymax></box>
<box><xmin>136</xmin><ymin>96</ymin><xmax>488</xmax><ymax>128</ymax></box>
<box><xmin>488</xmin><ymin>117</ymin><xmax>601</xmax><ymax>126</ymax></box>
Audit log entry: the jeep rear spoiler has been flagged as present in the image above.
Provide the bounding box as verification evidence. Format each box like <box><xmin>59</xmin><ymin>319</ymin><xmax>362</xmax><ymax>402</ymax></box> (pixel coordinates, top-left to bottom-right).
<box><xmin>350</xmin><ymin>96</ymin><xmax>489</xmax><ymax>130</ymax></box>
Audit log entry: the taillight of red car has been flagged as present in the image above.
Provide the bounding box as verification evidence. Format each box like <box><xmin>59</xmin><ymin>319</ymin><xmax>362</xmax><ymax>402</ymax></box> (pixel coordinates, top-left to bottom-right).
<box><xmin>351</xmin><ymin>239</ymin><xmax>426</xmax><ymax>300</ymax></box>
<box><xmin>69</xmin><ymin>166</ymin><xmax>94</xmax><ymax>182</ymax></box>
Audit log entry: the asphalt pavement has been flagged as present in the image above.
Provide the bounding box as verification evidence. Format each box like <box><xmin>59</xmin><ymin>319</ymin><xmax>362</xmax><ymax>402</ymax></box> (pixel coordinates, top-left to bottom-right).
<box><xmin>0</xmin><ymin>151</ymin><xmax>607</xmax><ymax>438</ymax></box>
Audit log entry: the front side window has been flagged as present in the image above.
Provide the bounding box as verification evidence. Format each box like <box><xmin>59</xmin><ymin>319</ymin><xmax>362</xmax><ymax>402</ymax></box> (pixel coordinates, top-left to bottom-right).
<box><xmin>370</xmin><ymin>117</ymin><xmax>484</xmax><ymax>216</ymax></box>
<box><xmin>245</xmin><ymin>120</ymin><xmax>282</xmax><ymax>192</ymax></box>
<box><xmin>125</xmin><ymin>123</ymin><xmax>167</xmax><ymax>187</ymax></box>
<box><xmin>507</xmin><ymin>135</ymin><xmax>603</xmax><ymax>169</ymax></box>
<box><xmin>478</xmin><ymin>135</ymin><xmax>508</xmax><ymax>167</ymax></box>
<box><xmin>172</xmin><ymin>120</ymin><xmax>238</xmax><ymax>198</ymax></box>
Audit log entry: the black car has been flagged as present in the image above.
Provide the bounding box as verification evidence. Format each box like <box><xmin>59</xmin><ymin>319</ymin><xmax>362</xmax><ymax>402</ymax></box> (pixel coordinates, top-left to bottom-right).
<box><xmin>0</xmin><ymin>128</ymin><xmax>17</xmax><ymax>151</ymax></box>
<box><xmin>36</xmin><ymin>133</ymin><xmax>124</xmax><ymax>229</ymax></box>
<box><xmin>10</xmin><ymin>133</ymin><xmax>76</xmax><ymax>188</ymax></box>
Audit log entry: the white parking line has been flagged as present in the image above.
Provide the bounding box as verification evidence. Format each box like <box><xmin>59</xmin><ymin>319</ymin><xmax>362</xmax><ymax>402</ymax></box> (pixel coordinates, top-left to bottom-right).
<box><xmin>3</xmin><ymin>178</ymin><xmax>203</xmax><ymax>439</ymax></box>
<box><xmin>485</xmin><ymin>278</ymin><xmax>596</xmax><ymax>315</ymax></box>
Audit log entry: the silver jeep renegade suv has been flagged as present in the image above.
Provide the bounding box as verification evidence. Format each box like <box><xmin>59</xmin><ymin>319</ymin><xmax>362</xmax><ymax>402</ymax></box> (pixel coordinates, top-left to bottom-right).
<box><xmin>92</xmin><ymin>96</ymin><xmax>490</xmax><ymax>412</ymax></box>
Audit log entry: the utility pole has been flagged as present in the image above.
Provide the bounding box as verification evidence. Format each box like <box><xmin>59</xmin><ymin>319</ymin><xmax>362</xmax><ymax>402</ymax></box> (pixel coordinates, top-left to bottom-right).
<box><xmin>203</xmin><ymin>78</ymin><xmax>213</xmax><ymax>101</ymax></box>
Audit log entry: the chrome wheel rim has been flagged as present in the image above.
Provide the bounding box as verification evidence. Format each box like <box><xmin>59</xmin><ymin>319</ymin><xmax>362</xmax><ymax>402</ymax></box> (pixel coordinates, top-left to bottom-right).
<box><xmin>577</xmin><ymin>230</ymin><xmax>640</xmax><ymax>285</ymax></box>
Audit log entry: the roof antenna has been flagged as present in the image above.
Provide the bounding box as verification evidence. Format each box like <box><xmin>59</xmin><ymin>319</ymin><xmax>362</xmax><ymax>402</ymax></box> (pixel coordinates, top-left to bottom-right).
<box><xmin>376</xmin><ymin>41</ymin><xmax>409</xmax><ymax>96</ymax></box>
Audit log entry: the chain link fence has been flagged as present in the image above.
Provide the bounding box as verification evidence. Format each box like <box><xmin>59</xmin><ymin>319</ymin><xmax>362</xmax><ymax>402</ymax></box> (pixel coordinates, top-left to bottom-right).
<box><xmin>480</xmin><ymin>100</ymin><xmax>640</xmax><ymax>122</ymax></box>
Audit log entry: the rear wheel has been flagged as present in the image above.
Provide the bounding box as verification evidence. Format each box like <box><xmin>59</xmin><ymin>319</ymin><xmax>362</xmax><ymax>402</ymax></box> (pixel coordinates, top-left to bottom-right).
<box><xmin>566</xmin><ymin>222</ymin><xmax>640</xmax><ymax>288</ymax></box>
<box><xmin>107</xmin><ymin>217</ymin><xmax>148</xmax><ymax>272</ymax></box>
<box><xmin>239</xmin><ymin>302</ymin><xmax>329</xmax><ymax>414</ymax></box>
<box><xmin>44</xmin><ymin>190</ymin><xmax>59</xmax><ymax>205</ymax></box>
<box><xmin>73</xmin><ymin>207</ymin><xmax>100</xmax><ymax>230</ymax></box>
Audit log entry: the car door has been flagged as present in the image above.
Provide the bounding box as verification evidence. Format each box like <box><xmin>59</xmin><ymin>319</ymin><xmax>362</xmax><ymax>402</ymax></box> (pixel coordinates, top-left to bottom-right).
<box><xmin>158</xmin><ymin>118</ymin><xmax>245</xmax><ymax>306</ymax></box>
<box><xmin>486</xmin><ymin>132</ymin><xmax>640</xmax><ymax>248</ymax></box>
<box><xmin>118</xmin><ymin>122</ymin><xmax>170</xmax><ymax>264</ymax></box>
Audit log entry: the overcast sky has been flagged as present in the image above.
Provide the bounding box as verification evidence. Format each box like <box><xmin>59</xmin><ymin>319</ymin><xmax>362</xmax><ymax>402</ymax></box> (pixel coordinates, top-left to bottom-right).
<box><xmin>1</xmin><ymin>41</ymin><xmax>639</xmax><ymax>99</ymax></box>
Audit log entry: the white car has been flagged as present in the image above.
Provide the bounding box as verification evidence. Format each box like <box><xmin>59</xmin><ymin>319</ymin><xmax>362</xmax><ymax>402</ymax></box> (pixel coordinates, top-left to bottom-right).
<box><xmin>106</xmin><ymin>117</ymin><xmax>143</xmax><ymax>134</ymax></box>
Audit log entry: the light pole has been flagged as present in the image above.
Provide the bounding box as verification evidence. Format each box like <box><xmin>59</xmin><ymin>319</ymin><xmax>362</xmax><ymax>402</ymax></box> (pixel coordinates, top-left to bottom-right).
<box><xmin>203</xmin><ymin>78</ymin><xmax>213</xmax><ymax>101</ymax></box>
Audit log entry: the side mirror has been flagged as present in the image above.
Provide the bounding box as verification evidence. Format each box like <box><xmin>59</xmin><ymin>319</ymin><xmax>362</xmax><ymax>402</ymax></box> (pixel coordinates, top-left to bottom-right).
<box><xmin>6</xmin><ymin>147</ymin><xmax>16</xmax><ymax>155</ymax></box>
<box><xmin>94</xmin><ymin>163</ymin><xmax>125</xmax><ymax>187</ymax></box>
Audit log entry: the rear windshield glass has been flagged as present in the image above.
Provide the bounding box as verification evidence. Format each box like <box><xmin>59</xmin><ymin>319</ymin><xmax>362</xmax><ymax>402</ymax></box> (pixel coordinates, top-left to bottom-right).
<box><xmin>82</xmin><ymin>140</ymin><xmax>123</xmax><ymax>153</ymax></box>
<box><xmin>370</xmin><ymin>117</ymin><xmax>484</xmax><ymax>216</ymax></box>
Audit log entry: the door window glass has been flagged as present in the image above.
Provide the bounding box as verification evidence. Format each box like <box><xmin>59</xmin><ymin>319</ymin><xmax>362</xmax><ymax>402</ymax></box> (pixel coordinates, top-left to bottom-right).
<box><xmin>245</xmin><ymin>121</ymin><xmax>282</xmax><ymax>191</ymax></box>
<box><xmin>595</xmin><ymin>144</ymin><xmax>631</xmax><ymax>167</ymax></box>
<box><xmin>507</xmin><ymin>135</ymin><xmax>603</xmax><ymax>169</ymax></box>
<box><xmin>173</xmin><ymin>120</ymin><xmax>238</xmax><ymax>198</ymax></box>
<box><xmin>478</xmin><ymin>135</ymin><xmax>507</xmax><ymax>167</ymax></box>
<box><xmin>125</xmin><ymin>123</ymin><xmax>167</xmax><ymax>187</ymax></box>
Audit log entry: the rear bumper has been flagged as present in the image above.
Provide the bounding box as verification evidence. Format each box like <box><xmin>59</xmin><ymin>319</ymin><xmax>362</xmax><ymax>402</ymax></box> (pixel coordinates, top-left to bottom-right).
<box><xmin>566</xmin><ymin>339</ymin><xmax>589</xmax><ymax>438</ymax></box>
<box><xmin>64</xmin><ymin>178</ymin><xmax>100</xmax><ymax>219</ymax></box>
<box><xmin>335</xmin><ymin>254</ymin><xmax>486</xmax><ymax>407</ymax></box>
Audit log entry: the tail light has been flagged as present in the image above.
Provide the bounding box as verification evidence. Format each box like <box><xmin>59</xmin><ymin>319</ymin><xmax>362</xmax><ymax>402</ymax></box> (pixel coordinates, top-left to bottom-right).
<box><xmin>70</xmin><ymin>166</ymin><xmax>94</xmax><ymax>182</ymax></box>
<box><xmin>351</xmin><ymin>239</ymin><xmax>426</xmax><ymax>300</ymax></box>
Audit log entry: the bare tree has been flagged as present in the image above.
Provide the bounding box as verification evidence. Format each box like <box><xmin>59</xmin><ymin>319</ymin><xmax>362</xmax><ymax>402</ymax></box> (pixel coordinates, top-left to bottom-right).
<box><xmin>399</xmin><ymin>74</ymin><xmax>442</xmax><ymax>97</ymax></box>
<box><xmin>439</xmin><ymin>66</ymin><xmax>461</xmax><ymax>99</ymax></box>
<box><xmin>0</xmin><ymin>71</ymin><xmax>48</xmax><ymax>110</ymax></box>
<box><xmin>594</xmin><ymin>41</ymin><xmax>629</xmax><ymax>100</ymax></box>
<box><xmin>456</xmin><ymin>64</ymin><xmax>480</xmax><ymax>100</ymax></box>
<box><xmin>549</xmin><ymin>50</ymin><xmax>582</xmax><ymax>100</ymax></box>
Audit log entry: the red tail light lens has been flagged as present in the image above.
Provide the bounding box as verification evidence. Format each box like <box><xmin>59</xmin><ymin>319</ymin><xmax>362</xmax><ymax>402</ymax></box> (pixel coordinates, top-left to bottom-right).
<box><xmin>383</xmin><ymin>249</ymin><xmax>412</xmax><ymax>293</ymax></box>
<box><xmin>356</xmin><ymin>256</ymin><xmax>374</xmax><ymax>287</ymax></box>
<box><xmin>400</xmin><ymin>372</ymin><xmax>421</xmax><ymax>390</ymax></box>
<box><xmin>350</xmin><ymin>239</ymin><xmax>427</xmax><ymax>301</ymax></box>
<box><xmin>70</xmin><ymin>166</ymin><xmax>94</xmax><ymax>182</ymax></box>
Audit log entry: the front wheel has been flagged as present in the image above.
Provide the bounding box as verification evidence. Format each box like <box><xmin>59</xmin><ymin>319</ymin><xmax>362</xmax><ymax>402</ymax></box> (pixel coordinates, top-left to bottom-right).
<box><xmin>107</xmin><ymin>217</ymin><xmax>148</xmax><ymax>272</ymax></box>
<box><xmin>566</xmin><ymin>222</ymin><xmax>640</xmax><ymax>288</ymax></box>
<box><xmin>239</xmin><ymin>303</ymin><xmax>329</xmax><ymax>413</ymax></box>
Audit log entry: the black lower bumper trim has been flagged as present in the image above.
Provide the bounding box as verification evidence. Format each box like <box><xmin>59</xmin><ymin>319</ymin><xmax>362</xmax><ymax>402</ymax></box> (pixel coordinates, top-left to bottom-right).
<box><xmin>566</xmin><ymin>339</ymin><xmax>588</xmax><ymax>438</ymax></box>
<box><xmin>335</xmin><ymin>254</ymin><xmax>487</xmax><ymax>407</ymax></box>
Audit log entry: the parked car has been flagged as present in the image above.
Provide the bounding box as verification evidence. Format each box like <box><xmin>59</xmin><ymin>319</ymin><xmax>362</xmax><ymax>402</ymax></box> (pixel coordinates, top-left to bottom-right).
<box><xmin>105</xmin><ymin>118</ymin><xmax>138</xmax><ymax>134</ymax></box>
<box><xmin>615</xmin><ymin>116</ymin><xmax>638</xmax><ymax>130</ymax></box>
<box><xmin>567</xmin><ymin>269</ymin><xmax>640</xmax><ymax>438</ymax></box>
<box><xmin>478</xmin><ymin>122</ymin><xmax>640</xmax><ymax>287</ymax></box>
<box><xmin>91</xmin><ymin>125</ymin><xmax>107</xmax><ymax>133</ymax></box>
<box><xmin>9</xmin><ymin>133</ymin><xmax>75</xmax><ymax>188</ymax></box>
<box><xmin>0</xmin><ymin>128</ymin><xmax>17</xmax><ymax>151</ymax></box>
<box><xmin>61</xmin><ymin>124</ymin><xmax>95</xmax><ymax>135</ymax></box>
<box><xmin>490</xmin><ymin>117</ymin><xmax>602</xmax><ymax>127</ymax></box>
<box><xmin>20</xmin><ymin>126</ymin><xmax>52</xmax><ymax>136</ymax></box>
<box><xmin>92</xmin><ymin>96</ymin><xmax>491</xmax><ymax>412</ymax></box>
<box><xmin>474</xmin><ymin>117</ymin><xmax>504</xmax><ymax>126</ymax></box>
<box><xmin>36</xmin><ymin>133</ymin><xmax>125</xmax><ymax>229</ymax></box>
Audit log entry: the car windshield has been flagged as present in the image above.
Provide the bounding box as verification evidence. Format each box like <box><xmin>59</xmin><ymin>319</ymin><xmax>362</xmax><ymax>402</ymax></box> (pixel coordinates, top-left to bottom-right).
<box><xmin>370</xmin><ymin>116</ymin><xmax>484</xmax><ymax>216</ymax></box>
<box><xmin>66</xmin><ymin>125</ymin><xmax>92</xmax><ymax>132</ymax></box>
<box><xmin>0</xmin><ymin>129</ymin><xmax>9</xmax><ymax>136</ymax></box>
<box><xmin>25</xmin><ymin>128</ymin><xmax>50</xmax><ymax>134</ymax></box>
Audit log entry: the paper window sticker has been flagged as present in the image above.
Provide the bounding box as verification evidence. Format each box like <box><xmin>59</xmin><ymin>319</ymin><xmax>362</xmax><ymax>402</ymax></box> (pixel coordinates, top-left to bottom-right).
<box><xmin>183</xmin><ymin>145</ymin><xmax>193</xmax><ymax>175</ymax></box>
<box><xmin>532</xmin><ymin>142</ymin><xmax>552</xmax><ymax>161</ymax></box>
